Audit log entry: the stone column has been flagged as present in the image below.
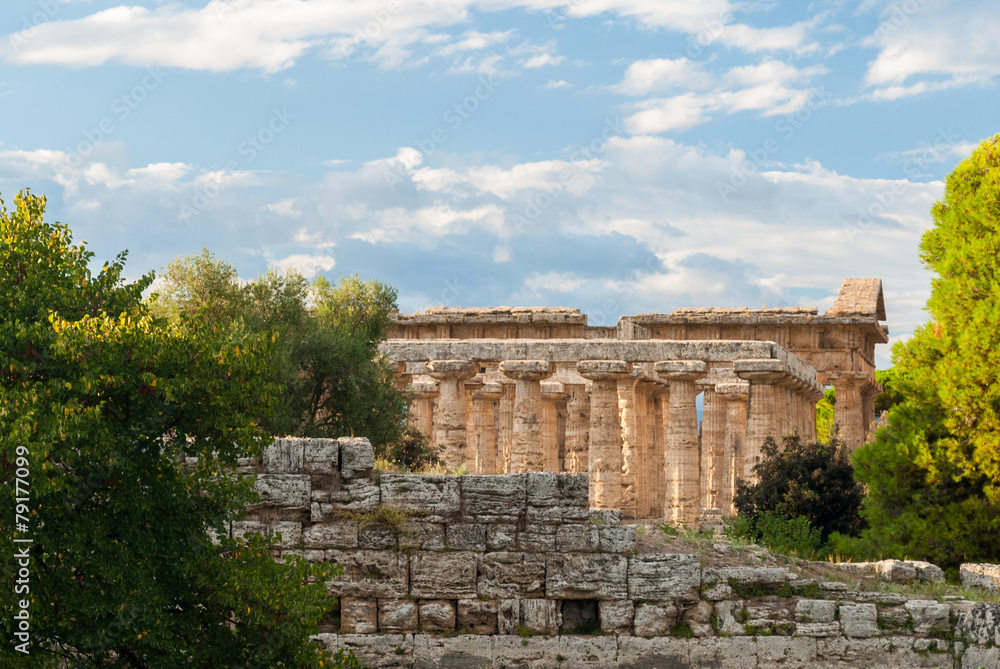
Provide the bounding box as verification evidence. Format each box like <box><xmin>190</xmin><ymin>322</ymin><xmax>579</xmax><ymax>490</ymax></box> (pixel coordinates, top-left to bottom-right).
<box><xmin>734</xmin><ymin>359</ymin><xmax>787</xmax><ymax>481</ymax></box>
<box><xmin>634</xmin><ymin>380</ymin><xmax>659</xmax><ymax>520</ymax></box>
<box><xmin>499</xmin><ymin>360</ymin><xmax>554</xmax><ymax>473</ymax></box>
<box><xmin>578</xmin><ymin>360</ymin><xmax>630</xmax><ymax>510</ymax></box>
<box><xmin>802</xmin><ymin>387</ymin><xmax>823</xmax><ymax>444</ymax></box>
<box><xmin>654</xmin><ymin>360</ymin><xmax>708</xmax><ymax>527</ymax></box>
<box><xmin>407</xmin><ymin>381</ymin><xmax>439</xmax><ymax>446</ymax></box>
<box><xmin>698</xmin><ymin>385</ymin><xmax>727</xmax><ymax>512</ymax></box>
<box><xmin>541</xmin><ymin>381</ymin><xmax>565</xmax><ymax>472</ymax></box>
<box><xmin>472</xmin><ymin>382</ymin><xmax>504</xmax><ymax>474</ymax></box>
<box><xmin>563</xmin><ymin>383</ymin><xmax>590</xmax><ymax>473</ymax></box>
<box><xmin>649</xmin><ymin>384</ymin><xmax>670</xmax><ymax>519</ymax></box>
<box><xmin>618</xmin><ymin>377</ymin><xmax>640</xmax><ymax>519</ymax></box>
<box><xmin>497</xmin><ymin>383</ymin><xmax>515</xmax><ymax>473</ymax></box>
<box><xmin>426</xmin><ymin>360</ymin><xmax>477</xmax><ymax>468</ymax></box>
<box><xmin>716</xmin><ymin>382</ymin><xmax>749</xmax><ymax>516</ymax></box>
<box><xmin>828</xmin><ymin>371</ymin><xmax>868</xmax><ymax>451</ymax></box>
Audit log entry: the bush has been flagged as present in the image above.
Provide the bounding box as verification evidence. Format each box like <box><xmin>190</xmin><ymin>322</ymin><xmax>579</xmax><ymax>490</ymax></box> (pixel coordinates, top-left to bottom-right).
<box><xmin>733</xmin><ymin>435</ymin><xmax>864</xmax><ymax>542</ymax></box>
<box><xmin>725</xmin><ymin>511</ymin><xmax>825</xmax><ymax>559</ymax></box>
<box><xmin>382</xmin><ymin>426</ymin><xmax>442</xmax><ymax>472</ymax></box>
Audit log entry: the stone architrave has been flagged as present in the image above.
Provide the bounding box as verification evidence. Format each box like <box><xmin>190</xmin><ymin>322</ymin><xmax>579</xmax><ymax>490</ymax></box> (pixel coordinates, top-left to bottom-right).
<box><xmin>577</xmin><ymin>360</ymin><xmax>630</xmax><ymax>510</ymax></box>
<box><xmin>426</xmin><ymin>359</ymin><xmax>477</xmax><ymax>468</ymax></box>
<box><xmin>541</xmin><ymin>381</ymin><xmax>565</xmax><ymax>473</ymax></box>
<box><xmin>734</xmin><ymin>359</ymin><xmax>787</xmax><ymax>480</ymax></box>
<box><xmin>827</xmin><ymin>371</ymin><xmax>869</xmax><ymax>451</ymax></box>
<box><xmin>564</xmin><ymin>383</ymin><xmax>590</xmax><ymax>473</ymax></box>
<box><xmin>472</xmin><ymin>382</ymin><xmax>504</xmax><ymax>474</ymax></box>
<box><xmin>654</xmin><ymin>360</ymin><xmax>708</xmax><ymax>526</ymax></box>
<box><xmin>715</xmin><ymin>382</ymin><xmax>749</xmax><ymax>515</ymax></box>
<box><xmin>498</xmin><ymin>360</ymin><xmax>555</xmax><ymax>473</ymax></box>
<box><xmin>407</xmin><ymin>381</ymin><xmax>439</xmax><ymax>449</ymax></box>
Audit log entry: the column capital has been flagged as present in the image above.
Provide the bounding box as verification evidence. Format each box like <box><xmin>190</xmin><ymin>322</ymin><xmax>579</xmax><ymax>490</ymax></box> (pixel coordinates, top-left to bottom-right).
<box><xmin>577</xmin><ymin>359</ymin><xmax>630</xmax><ymax>381</ymax></box>
<box><xmin>733</xmin><ymin>358</ymin><xmax>786</xmax><ymax>383</ymax></box>
<box><xmin>472</xmin><ymin>382</ymin><xmax>504</xmax><ymax>401</ymax></box>
<box><xmin>426</xmin><ymin>359</ymin><xmax>477</xmax><ymax>380</ymax></box>
<box><xmin>654</xmin><ymin>360</ymin><xmax>708</xmax><ymax>382</ymax></box>
<box><xmin>825</xmin><ymin>370</ymin><xmax>872</xmax><ymax>388</ymax></box>
<box><xmin>409</xmin><ymin>381</ymin><xmax>440</xmax><ymax>398</ymax></box>
<box><xmin>499</xmin><ymin>359</ymin><xmax>554</xmax><ymax>381</ymax></box>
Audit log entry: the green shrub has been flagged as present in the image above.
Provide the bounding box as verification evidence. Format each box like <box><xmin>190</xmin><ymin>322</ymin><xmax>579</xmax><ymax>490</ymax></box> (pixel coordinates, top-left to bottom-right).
<box><xmin>725</xmin><ymin>512</ymin><xmax>825</xmax><ymax>559</ymax></box>
<box><xmin>384</xmin><ymin>426</ymin><xmax>442</xmax><ymax>472</ymax></box>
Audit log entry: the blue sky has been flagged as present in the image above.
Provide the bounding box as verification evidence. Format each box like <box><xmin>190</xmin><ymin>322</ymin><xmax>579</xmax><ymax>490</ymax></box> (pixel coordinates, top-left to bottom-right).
<box><xmin>2</xmin><ymin>0</ymin><xmax>998</xmax><ymax>366</ymax></box>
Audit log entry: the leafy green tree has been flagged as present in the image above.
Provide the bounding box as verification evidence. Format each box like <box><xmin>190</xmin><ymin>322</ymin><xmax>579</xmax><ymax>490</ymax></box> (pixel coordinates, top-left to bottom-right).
<box><xmin>0</xmin><ymin>192</ymin><xmax>336</xmax><ymax>666</ymax></box>
<box><xmin>841</xmin><ymin>135</ymin><xmax>1000</xmax><ymax>571</ymax></box>
<box><xmin>733</xmin><ymin>435</ymin><xmax>864</xmax><ymax>543</ymax></box>
<box><xmin>873</xmin><ymin>367</ymin><xmax>906</xmax><ymax>415</ymax></box>
<box><xmin>814</xmin><ymin>387</ymin><xmax>836</xmax><ymax>443</ymax></box>
<box><xmin>152</xmin><ymin>250</ymin><xmax>408</xmax><ymax>453</ymax></box>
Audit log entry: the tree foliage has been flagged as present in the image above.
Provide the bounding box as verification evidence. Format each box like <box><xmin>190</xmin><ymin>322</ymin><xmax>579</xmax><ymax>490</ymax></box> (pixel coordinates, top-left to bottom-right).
<box><xmin>733</xmin><ymin>435</ymin><xmax>864</xmax><ymax>543</ymax></box>
<box><xmin>844</xmin><ymin>135</ymin><xmax>1000</xmax><ymax>570</ymax></box>
<box><xmin>0</xmin><ymin>192</ymin><xmax>335</xmax><ymax>666</ymax></box>
<box><xmin>151</xmin><ymin>250</ymin><xmax>408</xmax><ymax>452</ymax></box>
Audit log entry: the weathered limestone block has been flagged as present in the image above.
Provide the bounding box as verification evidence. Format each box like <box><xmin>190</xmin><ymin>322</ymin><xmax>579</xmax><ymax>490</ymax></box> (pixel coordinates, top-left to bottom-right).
<box><xmin>599</xmin><ymin>600</ymin><xmax>634</xmax><ymax>635</ymax></box>
<box><xmin>457</xmin><ymin>599</ymin><xmax>498</xmax><ymax>635</ymax></box>
<box><xmin>688</xmin><ymin>637</ymin><xmax>757</xmax><ymax>669</ymax></box>
<box><xmin>617</xmin><ymin>636</ymin><xmax>691</xmax><ymax>666</ymax></box>
<box><xmin>555</xmin><ymin>524</ymin><xmax>598</xmax><ymax>552</ymax></box>
<box><xmin>816</xmin><ymin>637</ymin><xmax>892</xmax><ymax>666</ymax></box>
<box><xmin>794</xmin><ymin>622</ymin><xmax>842</xmax><ymax>637</ymax></box>
<box><xmin>525</xmin><ymin>472</ymin><xmax>590</xmax><ymax>523</ymax></box>
<box><xmin>598</xmin><ymin>526</ymin><xmax>636</xmax><ymax>554</ymax></box>
<box><xmin>963</xmin><ymin>645</ymin><xmax>1000</xmax><ymax>669</ymax></box>
<box><xmin>498</xmin><ymin>599</ymin><xmax>519</xmax><ymax>635</ymax></box>
<box><xmin>890</xmin><ymin>637</ymin><xmax>956</xmax><ymax>669</ymax></box>
<box><xmin>315</xmin><ymin>633</ymin><xmax>413</xmax><ymax>669</ymax></box>
<box><xmin>956</xmin><ymin>603</ymin><xmax>1000</xmax><ymax>646</ymax></box>
<box><xmin>683</xmin><ymin>600</ymin><xmax>715</xmax><ymax>637</ymax></box>
<box><xmin>877</xmin><ymin>605</ymin><xmax>911</xmax><ymax>630</ymax></box>
<box><xmin>377</xmin><ymin>599</ymin><xmax>417</xmax><ymax>632</ymax></box>
<box><xmin>477</xmin><ymin>552</ymin><xmax>546</xmax><ymax>599</ymax></box>
<box><xmin>254</xmin><ymin>474</ymin><xmax>310</xmax><ymax>508</ymax></box>
<box><xmin>413</xmin><ymin>634</ymin><xmax>492</xmax><ymax>669</ymax></box>
<box><xmin>715</xmin><ymin>600</ymin><xmax>749</xmax><ymax>636</ymax></box>
<box><xmin>904</xmin><ymin>600</ymin><xmax>950</xmax><ymax>635</ymax></box>
<box><xmin>231</xmin><ymin>520</ymin><xmax>303</xmax><ymax>548</ymax></box>
<box><xmin>461</xmin><ymin>475</ymin><xmax>526</xmax><ymax>523</ymax></box>
<box><xmin>397</xmin><ymin>521</ymin><xmax>445</xmax><ymax>551</ymax></box>
<box><xmin>839</xmin><ymin>603</ymin><xmax>879</xmax><ymax>638</ymax></box>
<box><xmin>339</xmin><ymin>437</ymin><xmax>375</xmax><ymax>480</ymax></box>
<box><xmin>588</xmin><ymin>508</ymin><xmax>623</xmax><ymax>526</ymax></box>
<box><xmin>628</xmin><ymin>554</ymin><xmax>700</xmax><ymax>600</ymax></box>
<box><xmin>746</xmin><ymin>601</ymin><xmax>793</xmax><ymax>627</ymax></box>
<box><xmin>379</xmin><ymin>474</ymin><xmax>461</xmax><ymax>522</ymax></box>
<box><xmin>701</xmin><ymin>583</ymin><xmax>733</xmax><ymax>601</ymax></box>
<box><xmin>961</xmin><ymin>563</ymin><xmax>1000</xmax><ymax>592</ymax></box>
<box><xmin>632</xmin><ymin>602</ymin><xmax>679</xmax><ymax>637</ymax></box>
<box><xmin>518</xmin><ymin>525</ymin><xmax>556</xmax><ymax>552</ymax></box>
<box><xmin>445</xmin><ymin>523</ymin><xmax>486</xmax><ymax>551</ymax></box>
<box><xmin>755</xmin><ymin>637</ymin><xmax>818</xmax><ymax>667</ymax></box>
<box><xmin>326</xmin><ymin>550</ymin><xmax>408</xmax><ymax>599</ymax></box>
<box><xmin>263</xmin><ymin>438</ymin><xmax>305</xmax><ymax>474</ymax></box>
<box><xmin>796</xmin><ymin>599</ymin><xmax>836</xmax><ymax>623</ymax></box>
<box><xmin>492</xmin><ymin>635</ymin><xmax>560</xmax><ymax>666</ymax></box>
<box><xmin>409</xmin><ymin>551</ymin><xmax>477</xmax><ymax>599</ymax></box>
<box><xmin>486</xmin><ymin>524</ymin><xmax>518</xmax><ymax>551</ymax></box>
<box><xmin>303</xmin><ymin>438</ymin><xmax>339</xmax><ymax>474</ymax></box>
<box><xmin>302</xmin><ymin>522</ymin><xmax>358</xmax><ymax>549</ymax></box>
<box><xmin>418</xmin><ymin>600</ymin><xmax>456</xmax><ymax>631</ymax></box>
<box><xmin>326</xmin><ymin>478</ymin><xmax>380</xmax><ymax>512</ymax></box>
<box><xmin>853</xmin><ymin>591</ymin><xmax>909</xmax><ymax>606</ymax></box>
<box><xmin>358</xmin><ymin>523</ymin><xmax>397</xmax><ymax>550</ymax></box>
<box><xmin>555</xmin><ymin>636</ymin><xmax>618</xmax><ymax>666</ymax></box>
<box><xmin>702</xmin><ymin>565</ymin><xmax>797</xmax><ymax>587</ymax></box>
<box><xmin>340</xmin><ymin>598</ymin><xmax>377</xmax><ymax>634</ymax></box>
<box><xmin>546</xmin><ymin>554</ymin><xmax>628</xmax><ymax>600</ymax></box>
<box><xmin>520</xmin><ymin>599</ymin><xmax>561</xmax><ymax>635</ymax></box>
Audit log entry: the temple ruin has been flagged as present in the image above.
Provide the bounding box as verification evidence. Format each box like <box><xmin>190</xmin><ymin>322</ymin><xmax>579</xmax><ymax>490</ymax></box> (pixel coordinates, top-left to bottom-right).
<box><xmin>379</xmin><ymin>278</ymin><xmax>888</xmax><ymax>524</ymax></box>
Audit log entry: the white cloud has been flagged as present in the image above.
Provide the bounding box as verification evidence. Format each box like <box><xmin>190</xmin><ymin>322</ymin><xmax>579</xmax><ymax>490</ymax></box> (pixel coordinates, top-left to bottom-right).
<box><xmin>543</xmin><ymin>79</ymin><xmax>572</xmax><ymax>89</ymax></box>
<box><xmin>612</xmin><ymin>58</ymin><xmax>712</xmax><ymax>95</ymax></box>
<box><xmin>265</xmin><ymin>198</ymin><xmax>302</xmax><ymax>217</ymax></box>
<box><xmin>269</xmin><ymin>253</ymin><xmax>336</xmax><ymax>278</ymax></box>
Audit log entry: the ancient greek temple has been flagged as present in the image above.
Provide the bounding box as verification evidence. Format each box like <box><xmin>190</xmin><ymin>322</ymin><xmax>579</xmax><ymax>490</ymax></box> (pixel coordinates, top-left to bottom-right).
<box><xmin>379</xmin><ymin>278</ymin><xmax>887</xmax><ymax>526</ymax></box>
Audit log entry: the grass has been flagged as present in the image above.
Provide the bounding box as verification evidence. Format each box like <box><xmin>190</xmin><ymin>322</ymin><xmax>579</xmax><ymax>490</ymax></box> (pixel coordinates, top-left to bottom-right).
<box><xmin>337</xmin><ymin>505</ymin><xmax>413</xmax><ymax>534</ymax></box>
<box><xmin>670</xmin><ymin>621</ymin><xmax>694</xmax><ymax>638</ymax></box>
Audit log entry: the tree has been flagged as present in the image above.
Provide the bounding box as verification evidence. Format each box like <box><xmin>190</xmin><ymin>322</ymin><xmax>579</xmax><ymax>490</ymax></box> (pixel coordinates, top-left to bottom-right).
<box><xmin>152</xmin><ymin>250</ymin><xmax>408</xmax><ymax>453</ymax></box>
<box><xmin>0</xmin><ymin>192</ymin><xmax>336</xmax><ymax>666</ymax></box>
<box><xmin>733</xmin><ymin>435</ymin><xmax>864</xmax><ymax>544</ymax></box>
<box><xmin>843</xmin><ymin>135</ymin><xmax>1000</xmax><ymax>571</ymax></box>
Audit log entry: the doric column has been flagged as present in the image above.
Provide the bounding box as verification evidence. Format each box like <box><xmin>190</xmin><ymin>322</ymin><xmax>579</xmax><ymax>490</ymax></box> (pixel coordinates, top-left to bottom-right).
<box><xmin>541</xmin><ymin>381</ymin><xmax>565</xmax><ymax>472</ymax></box>
<box><xmin>577</xmin><ymin>360</ymin><xmax>630</xmax><ymax>510</ymax></box>
<box><xmin>802</xmin><ymin>387</ymin><xmax>823</xmax><ymax>443</ymax></box>
<box><xmin>497</xmin><ymin>383</ymin><xmax>515</xmax><ymax>473</ymax></box>
<box><xmin>734</xmin><ymin>359</ymin><xmax>787</xmax><ymax>480</ymax></box>
<box><xmin>716</xmin><ymin>382</ymin><xmax>749</xmax><ymax>515</ymax></box>
<box><xmin>698</xmin><ymin>384</ymin><xmax>727</xmax><ymax>512</ymax></box>
<box><xmin>654</xmin><ymin>360</ymin><xmax>708</xmax><ymax>527</ymax></box>
<box><xmin>426</xmin><ymin>360</ymin><xmax>477</xmax><ymax>468</ymax></box>
<box><xmin>634</xmin><ymin>380</ymin><xmax>660</xmax><ymax>520</ymax></box>
<box><xmin>618</xmin><ymin>377</ymin><xmax>640</xmax><ymax>519</ymax></box>
<box><xmin>407</xmin><ymin>381</ymin><xmax>439</xmax><ymax>447</ymax></box>
<box><xmin>499</xmin><ymin>360</ymin><xmax>554</xmax><ymax>473</ymax></box>
<box><xmin>649</xmin><ymin>384</ymin><xmax>670</xmax><ymax>519</ymax></box>
<box><xmin>827</xmin><ymin>371</ymin><xmax>868</xmax><ymax>451</ymax></box>
<box><xmin>563</xmin><ymin>383</ymin><xmax>590</xmax><ymax>473</ymax></box>
<box><xmin>472</xmin><ymin>382</ymin><xmax>504</xmax><ymax>474</ymax></box>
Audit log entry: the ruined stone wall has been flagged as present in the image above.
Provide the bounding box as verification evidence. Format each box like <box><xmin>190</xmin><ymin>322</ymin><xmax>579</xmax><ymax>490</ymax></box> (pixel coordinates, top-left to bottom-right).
<box><xmin>239</xmin><ymin>437</ymin><xmax>1000</xmax><ymax>668</ymax></box>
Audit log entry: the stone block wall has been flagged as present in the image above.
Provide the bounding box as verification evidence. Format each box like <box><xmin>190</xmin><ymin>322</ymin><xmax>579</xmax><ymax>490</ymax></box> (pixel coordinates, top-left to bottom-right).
<box><xmin>236</xmin><ymin>438</ymin><xmax>1000</xmax><ymax>668</ymax></box>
